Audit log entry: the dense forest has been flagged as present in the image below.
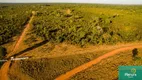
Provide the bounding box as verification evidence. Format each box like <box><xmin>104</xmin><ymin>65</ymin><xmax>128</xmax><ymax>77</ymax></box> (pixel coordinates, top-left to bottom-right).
<box><xmin>32</xmin><ymin>4</ymin><xmax>142</xmax><ymax>46</ymax></box>
<box><xmin>1</xmin><ymin>4</ymin><xmax>142</xmax><ymax>46</ymax></box>
<box><xmin>0</xmin><ymin>4</ymin><xmax>33</xmax><ymax>45</ymax></box>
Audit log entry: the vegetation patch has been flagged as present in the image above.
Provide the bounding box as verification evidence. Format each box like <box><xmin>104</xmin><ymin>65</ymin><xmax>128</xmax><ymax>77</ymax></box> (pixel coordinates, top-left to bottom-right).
<box><xmin>0</xmin><ymin>4</ymin><xmax>32</xmax><ymax>45</ymax></box>
<box><xmin>31</xmin><ymin>4</ymin><xmax>142</xmax><ymax>46</ymax></box>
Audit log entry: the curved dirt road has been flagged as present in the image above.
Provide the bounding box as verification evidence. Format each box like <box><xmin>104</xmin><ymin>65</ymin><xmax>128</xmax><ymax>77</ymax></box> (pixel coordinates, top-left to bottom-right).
<box><xmin>0</xmin><ymin>12</ymin><xmax>35</xmax><ymax>80</ymax></box>
<box><xmin>56</xmin><ymin>45</ymin><xmax>142</xmax><ymax>80</ymax></box>
<box><xmin>0</xmin><ymin>61</ymin><xmax>11</xmax><ymax>80</ymax></box>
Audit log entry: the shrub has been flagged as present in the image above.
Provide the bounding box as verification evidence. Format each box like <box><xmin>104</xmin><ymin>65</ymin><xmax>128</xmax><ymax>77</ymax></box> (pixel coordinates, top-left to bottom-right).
<box><xmin>0</xmin><ymin>46</ymin><xmax>7</xmax><ymax>59</ymax></box>
<box><xmin>0</xmin><ymin>46</ymin><xmax>7</xmax><ymax>68</ymax></box>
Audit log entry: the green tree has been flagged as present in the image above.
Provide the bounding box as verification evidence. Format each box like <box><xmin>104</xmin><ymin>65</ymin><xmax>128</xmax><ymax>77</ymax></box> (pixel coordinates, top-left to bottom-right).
<box><xmin>0</xmin><ymin>46</ymin><xmax>7</xmax><ymax>68</ymax></box>
<box><xmin>0</xmin><ymin>46</ymin><xmax>7</xmax><ymax>59</ymax></box>
<box><xmin>132</xmin><ymin>48</ymin><xmax>138</xmax><ymax>58</ymax></box>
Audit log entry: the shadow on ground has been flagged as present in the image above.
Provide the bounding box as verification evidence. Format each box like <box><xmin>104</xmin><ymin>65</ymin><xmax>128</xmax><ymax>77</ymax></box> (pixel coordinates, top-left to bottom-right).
<box><xmin>10</xmin><ymin>40</ymin><xmax>48</xmax><ymax>57</ymax></box>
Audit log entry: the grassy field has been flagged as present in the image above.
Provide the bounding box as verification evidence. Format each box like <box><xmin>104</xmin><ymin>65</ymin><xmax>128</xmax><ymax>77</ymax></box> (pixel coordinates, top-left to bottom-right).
<box><xmin>71</xmin><ymin>49</ymin><xmax>142</xmax><ymax>80</ymax></box>
<box><xmin>8</xmin><ymin>49</ymin><xmax>109</xmax><ymax>80</ymax></box>
<box><xmin>7</xmin><ymin>42</ymin><xmax>142</xmax><ymax>80</ymax></box>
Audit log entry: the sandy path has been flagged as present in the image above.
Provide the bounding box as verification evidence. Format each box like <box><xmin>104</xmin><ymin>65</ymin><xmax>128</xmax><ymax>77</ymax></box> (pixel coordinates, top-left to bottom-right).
<box><xmin>11</xmin><ymin>24</ymin><xmax>30</xmax><ymax>54</ymax></box>
<box><xmin>0</xmin><ymin>61</ymin><xmax>11</xmax><ymax>80</ymax></box>
<box><xmin>0</xmin><ymin>12</ymin><xmax>35</xmax><ymax>80</ymax></box>
<box><xmin>56</xmin><ymin>45</ymin><xmax>142</xmax><ymax>80</ymax></box>
<box><xmin>6</xmin><ymin>14</ymin><xmax>34</xmax><ymax>57</ymax></box>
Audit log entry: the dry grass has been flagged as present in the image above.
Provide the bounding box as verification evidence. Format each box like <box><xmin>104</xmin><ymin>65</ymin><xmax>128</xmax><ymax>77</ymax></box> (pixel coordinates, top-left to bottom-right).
<box><xmin>7</xmin><ymin>42</ymin><xmax>142</xmax><ymax>80</ymax></box>
<box><xmin>8</xmin><ymin>48</ymin><xmax>109</xmax><ymax>80</ymax></box>
<box><xmin>71</xmin><ymin>49</ymin><xmax>142</xmax><ymax>80</ymax></box>
<box><xmin>18</xmin><ymin>41</ymin><xmax>142</xmax><ymax>58</ymax></box>
<box><xmin>8</xmin><ymin>61</ymin><xmax>34</xmax><ymax>80</ymax></box>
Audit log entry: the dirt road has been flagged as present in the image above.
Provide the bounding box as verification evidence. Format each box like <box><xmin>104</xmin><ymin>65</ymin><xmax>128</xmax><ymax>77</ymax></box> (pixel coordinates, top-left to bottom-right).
<box><xmin>0</xmin><ymin>12</ymin><xmax>35</xmax><ymax>80</ymax></box>
<box><xmin>0</xmin><ymin>61</ymin><xmax>11</xmax><ymax>80</ymax></box>
<box><xmin>56</xmin><ymin>45</ymin><xmax>142</xmax><ymax>80</ymax></box>
<box><xmin>7</xmin><ymin>14</ymin><xmax>35</xmax><ymax>58</ymax></box>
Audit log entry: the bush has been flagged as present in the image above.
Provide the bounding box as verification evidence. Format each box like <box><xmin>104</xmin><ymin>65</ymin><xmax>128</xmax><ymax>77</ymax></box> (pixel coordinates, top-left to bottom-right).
<box><xmin>0</xmin><ymin>46</ymin><xmax>7</xmax><ymax>59</ymax></box>
<box><xmin>0</xmin><ymin>46</ymin><xmax>7</xmax><ymax>68</ymax></box>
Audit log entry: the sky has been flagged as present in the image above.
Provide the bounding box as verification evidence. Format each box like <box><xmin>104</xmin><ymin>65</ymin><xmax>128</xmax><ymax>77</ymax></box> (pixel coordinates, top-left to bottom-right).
<box><xmin>0</xmin><ymin>0</ymin><xmax>142</xmax><ymax>4</ymax></box>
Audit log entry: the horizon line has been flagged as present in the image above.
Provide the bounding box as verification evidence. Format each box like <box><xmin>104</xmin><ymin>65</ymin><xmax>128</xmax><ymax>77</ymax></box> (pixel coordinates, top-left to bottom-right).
<box><xmin>0</xmin><ymin>2</ymin><xmax>142</xmax><ymax>5</ymax></box>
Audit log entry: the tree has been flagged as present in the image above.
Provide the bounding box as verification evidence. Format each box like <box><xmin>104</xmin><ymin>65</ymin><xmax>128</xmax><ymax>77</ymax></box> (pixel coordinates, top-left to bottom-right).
<box><xmin>0</xmin><ymin>46</ymin><xmax>7</xmax><ymax>68</ymax></box>
<box><xmin>0</xmin><ymin>46</ymin><xmax>7</xmax><ymax>59</ymax></box>
<box><xmin>132</xmin><ymin>48</ymin><xmax>138</xmax><ymax>58</ymax></box>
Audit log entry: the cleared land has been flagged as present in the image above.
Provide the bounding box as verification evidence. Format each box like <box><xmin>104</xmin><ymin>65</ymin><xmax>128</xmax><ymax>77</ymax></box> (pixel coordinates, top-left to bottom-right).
<box><xmin>6</xmin><ymin>42</ymin><xmax>142</xmax><ymax>80</ymax></box>
<box><xmin>71</xmin><ymin>49</ymin><xmax>142</xmax><ymax>80</ymax></box>
<box><xmin>56</xmin><ymin>44</ymin><xmax>142</xmax><ymax>80</ymax></box>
